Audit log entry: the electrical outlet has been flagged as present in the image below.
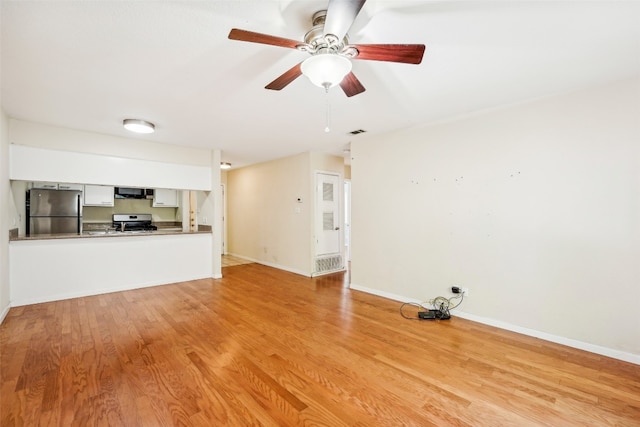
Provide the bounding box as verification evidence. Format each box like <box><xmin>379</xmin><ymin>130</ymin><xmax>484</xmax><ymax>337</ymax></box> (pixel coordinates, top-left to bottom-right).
<box><xmin>462</xmin><ymin>287</ymin><xmax>469</xmax><ymax>297</ymax></box>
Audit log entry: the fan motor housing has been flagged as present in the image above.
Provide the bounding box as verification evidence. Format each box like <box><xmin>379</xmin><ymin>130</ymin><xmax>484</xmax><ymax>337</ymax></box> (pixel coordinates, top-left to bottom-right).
<box><xmin>302</xmin><ymin>10</ymin><xmax>349</xmax><ymax>54</ymax></box>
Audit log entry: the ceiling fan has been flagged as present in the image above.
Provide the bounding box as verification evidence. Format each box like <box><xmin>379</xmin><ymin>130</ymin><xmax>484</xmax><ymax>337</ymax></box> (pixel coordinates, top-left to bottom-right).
<box><xmin>228</xmin><ymin>0</ymin><xmax>426</xmax><ymax>97</ymax></box>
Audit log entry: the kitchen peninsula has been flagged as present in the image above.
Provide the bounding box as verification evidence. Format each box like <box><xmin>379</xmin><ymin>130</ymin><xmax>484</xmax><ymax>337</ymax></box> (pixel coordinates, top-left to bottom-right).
<box><xmin>10</xmin><ymin>230</ymin><xmax>213</xmax><ymax>306</ymax></box>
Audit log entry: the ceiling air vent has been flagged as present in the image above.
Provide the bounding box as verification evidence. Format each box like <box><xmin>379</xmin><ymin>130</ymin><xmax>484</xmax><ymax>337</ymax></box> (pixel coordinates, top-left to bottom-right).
<box><xmin>349</xmin><ymin>129</ymin><xmax>366</xmax><ymax>135</ymax></box>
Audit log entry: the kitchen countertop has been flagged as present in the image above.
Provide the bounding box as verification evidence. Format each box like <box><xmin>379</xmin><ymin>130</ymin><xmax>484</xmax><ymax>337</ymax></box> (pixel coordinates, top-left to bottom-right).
<box><xmin>10</xmin><ymin>226</ymin><xmax>211</xmax><ymax>242</ymax></box>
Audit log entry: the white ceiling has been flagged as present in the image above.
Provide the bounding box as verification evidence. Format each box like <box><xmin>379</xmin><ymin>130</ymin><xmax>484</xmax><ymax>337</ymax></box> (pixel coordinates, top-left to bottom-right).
<box><xmin>2</xmin><ymin>1</ymin><xmax>639</xmax><ymax>169</ymax></box>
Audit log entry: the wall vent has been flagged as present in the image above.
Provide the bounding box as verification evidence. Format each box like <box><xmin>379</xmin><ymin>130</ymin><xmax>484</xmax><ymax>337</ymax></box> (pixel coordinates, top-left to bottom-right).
<box><xmin>315</xmin><ymin>254</ymin><xmax>343</xmax><ymax>274</ymax></box>
<box><xmin>349</xmin><ymin>129</ymin><xmax>366</xmax><ymax>135</ymax></box>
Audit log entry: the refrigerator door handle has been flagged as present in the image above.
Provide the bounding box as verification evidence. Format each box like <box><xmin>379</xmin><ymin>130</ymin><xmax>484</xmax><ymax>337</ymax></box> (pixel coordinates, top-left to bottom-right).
<box><xmin>77</xmin><ymin>194</ymin><xmax>81</xmax><ymax>234</ymax></box>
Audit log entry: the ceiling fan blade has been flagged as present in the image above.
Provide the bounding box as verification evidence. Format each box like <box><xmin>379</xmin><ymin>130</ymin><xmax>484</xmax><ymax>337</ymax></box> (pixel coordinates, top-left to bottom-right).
<box><xmin>265</xmin><ymin>62</ymin><xmax>303</xmax><ymax>91</ymax></box>
<box><xmin>351</xmin><ymin>44</ymin><xmax>426</xmax><ymax>64</ymax></box>
<box><xmin>340</xmin><ymin>72</ymin><xmax>366</xmax><ymax>97</ymax></box>
<box><xmin>324</xmin><ymin>0</ymin><xmax>367</xmax><ymax>41</ymax></box>
<box><xmin>228</xmin><ymin>28</ymin><xmax>302</xmax><ymax>50</ymax></box>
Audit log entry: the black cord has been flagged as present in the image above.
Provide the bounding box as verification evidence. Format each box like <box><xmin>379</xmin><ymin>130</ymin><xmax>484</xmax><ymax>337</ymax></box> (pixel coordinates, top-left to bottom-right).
<box><xmin>448</xmin><ymin>293</ymin><xmax>464</xmax><ymax>310</ymax></box>
<box><xmin>400</xmin><ymin>293</ymin><xmax>465</xmax><ymax>320</ymax></box>
<box><xmin>399</xmin><ymin>302</ymin><xmax>424</xmax><ymax>320</ymax></box>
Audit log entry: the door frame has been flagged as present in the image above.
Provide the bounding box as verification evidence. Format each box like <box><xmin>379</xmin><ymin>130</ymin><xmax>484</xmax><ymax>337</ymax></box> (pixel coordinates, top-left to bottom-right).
<box><xmin>221</xmin><ymin>183</ymin><xmax>227</xmax><ymax>255</ymax></box>
<box><xmin>313</xmin><ymin>170</ymin><xmax>344</xmax><ymax>275</ymax></box>
<box><xmin>344</xmin><ymin>179</ymin><xmax>351</xmax><ymax>263</ymax></box>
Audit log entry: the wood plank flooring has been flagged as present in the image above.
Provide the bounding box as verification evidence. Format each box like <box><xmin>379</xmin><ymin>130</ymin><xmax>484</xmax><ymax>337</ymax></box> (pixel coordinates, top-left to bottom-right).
<box><xmin>1</xmin><ymin>263</ymin><xmax>639</xmax><ymax>426</ymax></box>
<box><xmin>221</xmin><ymin>254</ymin><xmax>253</xmax><ymax>267</ymax></box>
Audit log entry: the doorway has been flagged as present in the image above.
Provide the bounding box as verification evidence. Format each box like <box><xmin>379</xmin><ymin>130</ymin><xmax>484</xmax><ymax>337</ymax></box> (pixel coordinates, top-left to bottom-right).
<box><xmin>314</xmin><ymin>171</ymin><xmax>343</xmax><ymax>275</ymax></box>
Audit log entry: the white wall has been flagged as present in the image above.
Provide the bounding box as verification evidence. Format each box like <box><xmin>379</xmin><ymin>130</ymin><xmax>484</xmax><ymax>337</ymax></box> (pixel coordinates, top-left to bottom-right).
<box><xmin>226</xmin><ymin>152</ymin><xmax>346</xmax><ymax>276</ymax></box>
<box><xmin>227</xmin><ymin>152</ymin><xmax>313</xmax><ymax>275</ymax></box>
<box><xmin>0</xmin><ymin>109</ymin><xmax>10</xmax><ymax>321</ymax></box>
<box><xmin>351</xmin><ymin>76</ymin><xmax>640</xmax><ymax>363</ymax></box>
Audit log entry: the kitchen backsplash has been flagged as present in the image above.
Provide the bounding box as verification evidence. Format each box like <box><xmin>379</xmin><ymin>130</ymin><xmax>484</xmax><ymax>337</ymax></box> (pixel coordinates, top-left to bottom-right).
<box><xmin>84</xmin><ymin>198</ymin><xmax>179</xmax><ymax>223</ymax></box>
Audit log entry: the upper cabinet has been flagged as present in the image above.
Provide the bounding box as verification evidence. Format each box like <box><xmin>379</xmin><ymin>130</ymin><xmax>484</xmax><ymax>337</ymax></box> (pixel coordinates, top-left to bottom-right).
<box><xmin>32</xmin><ymin>182</ymin><xmax>83</xmax><ymax>190</ymax></box>
<box><xmin>83</xmin><ymin>185</ymin><xmax>114</xmax><ymax>207</ymax></box>
<box><xmin>153</xmin><ymin>189</ymin><xmax>179</xmax><ymax>207</ymax></box>
<box><xmin>31</xmin><ymin>181</ymin><xmax>59</xmax><ymax>189</ymax></box>
<box><xmin>58</xmin><ymin>183</ymin><xmax>83</xmax><ymax>191</ymax></box>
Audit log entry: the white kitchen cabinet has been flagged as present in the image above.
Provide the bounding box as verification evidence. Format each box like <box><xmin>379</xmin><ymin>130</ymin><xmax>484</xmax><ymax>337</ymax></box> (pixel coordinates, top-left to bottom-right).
<box><xmin>31</xmin><ymin>181</ymin><xmax>59</xmax><ymax>189</ymax></box>
<box><xmin>32</xmin><ymin>182</ymin><xmax>84</xmax><ymax>191</ymax></box>
<box><xmin>58</xmin><ymin>183</ymin><xmax>83</xmax><ymax>191</ymax></box>
<box><xmin>83</xmin><ymin>185</ymin><xmax>114</xmax><ymax>207</ymax></box>
<box><xmin>153</xmin><ymin>188</ymin><xmax>179</xmax><ymax>207</ymax></box>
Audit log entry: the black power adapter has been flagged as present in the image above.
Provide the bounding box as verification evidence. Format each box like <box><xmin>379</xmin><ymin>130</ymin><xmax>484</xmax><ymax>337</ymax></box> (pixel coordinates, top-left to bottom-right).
<box><xmin>451</xmin><ymin>286</ymin><xmax>461</xmax><ymax>294</ymax></box>
<box><xmin>418</xmin><ymin>311</ymin><xmax>436</xmax><ymax>319</ymax></box>
<box><xmin>418</xmin><ymin>309</ymin><xmax>451</xmax><ymax>320</ymax></box>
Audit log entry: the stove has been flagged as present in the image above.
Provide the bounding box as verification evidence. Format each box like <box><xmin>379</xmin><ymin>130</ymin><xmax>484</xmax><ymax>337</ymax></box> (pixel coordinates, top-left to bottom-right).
<box><xmin>112</xmin><ymin>214</ymin><xmax>158</xmax><ymax>232</ymax></box>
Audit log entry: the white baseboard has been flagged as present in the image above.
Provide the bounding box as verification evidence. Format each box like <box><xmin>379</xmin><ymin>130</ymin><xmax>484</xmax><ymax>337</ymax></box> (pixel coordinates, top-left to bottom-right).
<box><xmin>350</xmin><ymin>284</ymin><xmax>411</xmax><ymax>304</ymax></box>
<box><xmin>225</xmin><ymin>253</ymin><xmax>253</xmax><ymax>262</ymax></box>
<box><xmin>311</xmin><ymin>267</ymin><xmax>346</xmax><ymax>277</ymax></box>
<box><xmin>450</xmin><ymin>310</ymin><xmax>640</xmax><ymax>365</ymax></box>
<box><xmin>0</xmin><ymin>302</ymin><xmax>10</xmax><ymax>324</ymax></box>
<box><xmin>226</xmin><ymin>253</ymin><xmax>311</xmax><ymax>277</ymax></box>
<box><xmin>349</xmin><ymin>283</ymin><xmax>640</xmax><ymax>366</ymax></box>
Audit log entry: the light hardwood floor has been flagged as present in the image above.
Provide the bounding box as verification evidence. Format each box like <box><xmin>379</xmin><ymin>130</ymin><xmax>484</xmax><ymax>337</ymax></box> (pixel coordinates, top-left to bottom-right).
<box><xmin>221</xmin><ymin>254</ymin><xmax>254</xmax><ymax>267</ymax></box>
<box><xmin>1</xmin><ymin>263</ymin><xmax>639</xmax><ymax>426</ymax></box>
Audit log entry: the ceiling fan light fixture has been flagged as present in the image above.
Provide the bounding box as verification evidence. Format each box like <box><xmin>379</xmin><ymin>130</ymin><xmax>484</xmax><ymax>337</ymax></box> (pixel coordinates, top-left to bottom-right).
<box><xmin>301</xmin><ymin>54</ymin><xmax>352</xmax><ymax>89</ymax></box>
<box><xmin>123</xmin><ymin>119</ymin><xmax>155</xmax><ymax>134</ymax></box>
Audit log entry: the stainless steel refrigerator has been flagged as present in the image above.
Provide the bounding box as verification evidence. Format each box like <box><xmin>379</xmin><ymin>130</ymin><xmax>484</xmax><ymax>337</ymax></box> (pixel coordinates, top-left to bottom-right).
<box><xmin>26</xmin><ymin>189</ymin><xmax>83</xmax><ymax>235</ymax></box>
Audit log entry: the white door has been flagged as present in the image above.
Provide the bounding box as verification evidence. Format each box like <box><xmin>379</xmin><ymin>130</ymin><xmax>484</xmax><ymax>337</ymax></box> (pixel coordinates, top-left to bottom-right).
<box><xmin>315</xmin><ymin>172</ymin><xmax>342</xmax><ymax>263</ymax></box>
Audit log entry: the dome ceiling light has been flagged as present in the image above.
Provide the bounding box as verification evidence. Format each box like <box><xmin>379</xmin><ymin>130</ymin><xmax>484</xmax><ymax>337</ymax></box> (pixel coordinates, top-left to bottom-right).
<box><xmin>123</xmin><ymin>119</ymin><xmax>155</xmax><ymax>134</ymax></box>
<box><xmin>301</xmin><ymin>53</ymin><xmax>352</xmax><ymax>90</ymax></box>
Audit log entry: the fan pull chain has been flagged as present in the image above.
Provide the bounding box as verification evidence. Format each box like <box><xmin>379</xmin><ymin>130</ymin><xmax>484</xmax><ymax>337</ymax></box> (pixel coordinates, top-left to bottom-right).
<box><xmin>324</xmin><ymin>85</ymin><xmax>331</xmax><ymax>133</ymax></box>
